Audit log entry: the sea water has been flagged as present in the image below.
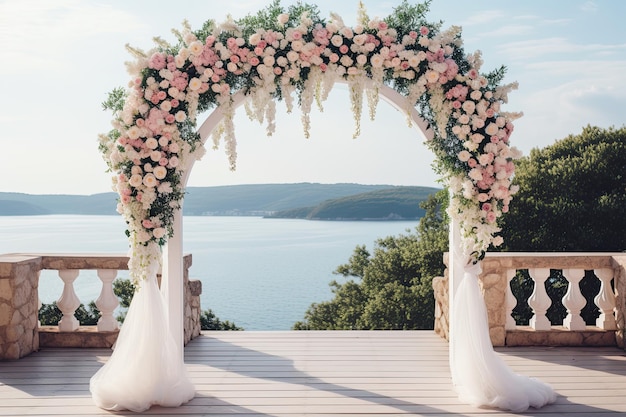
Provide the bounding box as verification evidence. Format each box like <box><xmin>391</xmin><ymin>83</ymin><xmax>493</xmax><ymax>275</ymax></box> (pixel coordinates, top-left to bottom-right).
<box><xmin>0</xmin><ymin>215</ymin><xmax>419</xmax><ymax>329</ymax></box>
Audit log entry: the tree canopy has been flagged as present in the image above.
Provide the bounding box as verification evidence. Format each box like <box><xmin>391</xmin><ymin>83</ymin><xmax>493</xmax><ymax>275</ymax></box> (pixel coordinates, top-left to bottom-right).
<box><xmin>500</xmin><ymin>125</ymin><xmax>626</xmax><ymax>252</ymax></box>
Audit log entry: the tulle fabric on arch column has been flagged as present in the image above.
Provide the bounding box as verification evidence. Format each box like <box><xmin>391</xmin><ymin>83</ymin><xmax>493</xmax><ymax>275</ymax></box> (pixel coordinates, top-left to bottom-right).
<box><xmin>449</xmin><ymin>261</ymin><xmax>556</xmax><ymax>412</ymax></box>
<box><xmin>89</xmin><ymin>269</ymin><xmax>195</xmax><ymax>412</ymax></box>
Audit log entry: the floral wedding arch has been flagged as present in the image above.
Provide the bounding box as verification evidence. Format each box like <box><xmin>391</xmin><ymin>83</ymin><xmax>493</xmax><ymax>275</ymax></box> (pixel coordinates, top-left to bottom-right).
<box><xmin>94</xmin><ymin>0</ymin><xmax>555</xmax><ymax>413</ymax></box>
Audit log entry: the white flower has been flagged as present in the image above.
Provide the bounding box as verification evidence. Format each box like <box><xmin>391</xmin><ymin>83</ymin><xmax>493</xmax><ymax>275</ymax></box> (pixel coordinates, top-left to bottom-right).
<box><xmin>143</xmin><ymin>173</ymin><xmax>157</xmax><ymax>188</ymax></box>
<box><xmin>249</xmin><ymin>33</ymin><xmax>261</xmax><ymax>45</ymax></box>
<box><xmin>189</xmin><ymin>77</ymin><xmax>202</xmax><ymax>91</ymax></box>
<box><xmin>145</xmin><ymin>137</ymin><xmax>158</xmax><ymax>149</ymax></box>
<box><xmin>189</xmin><ymin>41</ymin><xmax>203</xmax><ymax>56</ymax></box>
<box><xmin>485</xmin><ymin>123</ymin><xmax>499</xmax><ymax>136</ymax></box>
<box><xmin>277</xmin><ymin>13</ymin><xmax>289</xmax><ymax>26</ymax></box>
<box><xmin>153</xmin><ymin>165</ymin><xmax>167</xmax><ymax>180</ymax></box>
<box><xmin>150</xmin><ymin>151</ymin><xmax>162</xmax><ymax>162</ymax></box>
<box><xmin>458</xmin><ymin>150</ymin><xmax>471</xmax><ymax>162</ymax></box>
<box><xmin>153</xmin><ymin>228</ymin><xmax>167</xmax><ymax>239</ymax></box>
<box><xmin>129</xmin><ymin>174</ymin><xmax>143</xmax><ymax>188</ymax></box>
<box><xmin>175</xmin><ymin>111</ymin><xmax>187</xmax><ymax>122</ymax></box>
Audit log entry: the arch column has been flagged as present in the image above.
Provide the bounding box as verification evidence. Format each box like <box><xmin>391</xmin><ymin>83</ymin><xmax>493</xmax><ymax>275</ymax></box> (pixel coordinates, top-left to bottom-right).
<box><xmin>163</xmin><ymin>207</ymin><xmax>185</xmax><ymax>359</ymax></box>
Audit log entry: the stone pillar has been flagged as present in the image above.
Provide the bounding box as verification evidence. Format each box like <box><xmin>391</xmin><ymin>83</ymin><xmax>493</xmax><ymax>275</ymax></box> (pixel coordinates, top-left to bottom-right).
<box><xmin>0</xmin><ymin>255</ymin><xmax>42</xmax><ymax>360</ymax></box>
<box><xmin>480</xmin><ymin>256</ymin><xmax>509</xmax><ymax>347</ymax></box>
<box><xmin>432</xmin><ymin>253</ymin><xmax>449</xmax><ymax>341</ymax></box>
<box><xmin>182</xmin><ymin>254</ymin><xmax>202</xmax><ymax>345</ymax></box>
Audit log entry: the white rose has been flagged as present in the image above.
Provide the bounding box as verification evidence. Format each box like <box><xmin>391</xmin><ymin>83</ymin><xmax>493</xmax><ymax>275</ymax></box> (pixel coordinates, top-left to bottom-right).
<box><xmin>129</xmin><ymin>174</ymin><xmax>143</xmax><ymax>187</ymax></box>
<box><xmin>143</xmin><ymin>173</ymin><xmax>157</xmax><ymax>188</ymax></box>
<box><xmin>175</xmin><ymin>111</ymin><xmax>186</xmax><ymax>122</ymax></box>
<box><xmin>153</xmin><ymin>228</ymin><xmax>167</xmax><ymax>239</ymax></box>
<box><xmin>189</xmin><ymin>78</ymin><xmax>202</xmax><ymax>91</ymax></box>
<box><xmin>485</xmin><ymin>123</ymin><xmax>499</xmax><ymax>136</ymax></box>
<box><xmin>153</xmin><ymin>165</ymin><xmax>167</xmax><ymax>180</ymax></box>
<box><xmin>458</xmin><ymin>150</ymin><xmax>471</xmax><ymax>162</ymax></box>
<box><xmin>277</xmin><ymin>13</ymin><xmax>289</xmax><ymax>25</ymax></box>
<box><xmin>150</xmin><ymin>151</ymin><xmax>162</xmax><ymax>162</ymax></box>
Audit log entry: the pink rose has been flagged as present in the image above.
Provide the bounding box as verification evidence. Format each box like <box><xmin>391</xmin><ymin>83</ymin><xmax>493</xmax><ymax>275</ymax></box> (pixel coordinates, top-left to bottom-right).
<box><xmin>142</xmin><ymin>219</ymin><xmax>154</xmax><ymax>229</ymax></box>
<box><xmin>419</xmin><ymin>26</ymin><xmax>429</xmax><ymax>36</ymax></box>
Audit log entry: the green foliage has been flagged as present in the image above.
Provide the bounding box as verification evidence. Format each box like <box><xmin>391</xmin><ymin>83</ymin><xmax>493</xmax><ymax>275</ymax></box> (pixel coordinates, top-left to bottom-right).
<box><xmin>38</xmin><ymin>301</ymin><xmax>100</xmax><ymax>326</ymax></box>
<box><xmin>384</xmin><ymin>0</ymin><xmax>433</xmax><ymax>38</ymax></box>
<box><xmin>500</xmin><ymin>125</ymin><xmax>626</xmax><ymax>252</ymax></box>
<box><xmin>294</xmin><ymin>189</ymin><xmax>448</xmax><ymax>330</ymax></box>
<box><xmin>200</xmin><ymin>309</ymin><xmax>243</xmax><ymax>330</ymax></box>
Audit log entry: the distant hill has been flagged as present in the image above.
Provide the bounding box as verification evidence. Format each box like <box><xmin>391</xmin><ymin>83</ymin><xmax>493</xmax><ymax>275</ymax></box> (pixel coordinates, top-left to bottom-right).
<box><xmin>0</xmin><ymin>183</ymin><xmax>439</xmax><ymax>217</ymax></box>
<box><xmin>266</xmin><ymin>186</ymin><xmax>438</xmax><ymax>220</ymax></box>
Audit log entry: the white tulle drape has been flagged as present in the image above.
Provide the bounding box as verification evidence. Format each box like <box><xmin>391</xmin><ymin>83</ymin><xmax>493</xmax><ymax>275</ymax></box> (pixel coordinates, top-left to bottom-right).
<box><xmin>449</xmin><ymin>258</ymin><xmax>556</xmax><ymax>412</ymax></box>
<box><xmin>89</xmin><ymin>267</ymin><xmax>195</xmax><ymax>412</ymax></box>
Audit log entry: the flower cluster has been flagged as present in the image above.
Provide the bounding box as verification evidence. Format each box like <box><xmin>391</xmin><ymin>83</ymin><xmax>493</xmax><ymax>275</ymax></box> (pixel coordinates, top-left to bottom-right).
<box><xmin>99</xmin><ymin>1</ymin><xmax>521</xmax><ymax>280</ymax></box>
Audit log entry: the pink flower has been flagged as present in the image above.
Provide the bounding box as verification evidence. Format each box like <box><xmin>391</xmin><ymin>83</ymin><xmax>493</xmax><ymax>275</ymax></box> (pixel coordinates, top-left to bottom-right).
<box><xmin>467</xmin><ymin>158</ymin><xmax>477</xmax><ymax>168</ymax></box>
<box><xmin>249</xmin><ymin>56</ymin><xmax>260</xmax><ymax>66</ymax></box>
<box><xmin>409</xmin><ymin>31</ymin><xmax>418</xmax><ymax>39</ymax></box>
<box><xmin>419</xmin><ymin>26</ymin><xmax>429</xmax><ymax>36</ymax></box>
<box><xmin>482</xmin><ymin>202</ymin><xmax>492</xmax><ymax>211</ymax></box>
<box><xmin>339</xmin><ymin>44</ymin><xmax>349</xmax><ymax>54</ymax></box>
<box><xmin>148</xmin><ymin>53</ymin><xmax>166</xmax><ymax>70</ymax></box>
<box><xmin>142</xmin><ymin>219</ymin><xmax>154</xmax><ymax>228</ymax></box>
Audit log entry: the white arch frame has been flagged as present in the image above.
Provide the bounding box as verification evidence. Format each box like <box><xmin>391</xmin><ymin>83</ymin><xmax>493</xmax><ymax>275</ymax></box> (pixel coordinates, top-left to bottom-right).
<box><xmin>160</xmin><ymin>82</ymin><xmax>468</xmax><ymax>356</ymax></box>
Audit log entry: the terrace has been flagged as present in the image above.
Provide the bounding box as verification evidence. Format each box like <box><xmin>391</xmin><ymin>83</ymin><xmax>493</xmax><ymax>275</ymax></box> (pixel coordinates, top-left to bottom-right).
<box><xmin>1</xmin><ymin>252</ymin><xmax>625</xmax><ymax>416</ymax></box>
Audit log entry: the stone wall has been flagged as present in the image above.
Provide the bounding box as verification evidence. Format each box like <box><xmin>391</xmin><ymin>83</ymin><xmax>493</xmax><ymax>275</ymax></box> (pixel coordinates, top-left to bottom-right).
<box><xmin>0</xmin><ymin>253</ymin><xmax>203</xmax><ymax>360</ymax></box>
<box><xmin>0</xmin><ymin>255</ymin><xmax>41</xmax><ymax>360</ymax></box>
<box><xmin>183</xmin><ymin>254</ymin><xmax>202</xmax><ymax>345</ymax></box>
<box><xmin>432</xmin><ymin>252</ymin><xmax>626</xmax><ymax>349</ymax></box>
<box><xmin>432</xmin><ymin>253</ymin><xmax>449</xmax><ymax>341</ymax></box>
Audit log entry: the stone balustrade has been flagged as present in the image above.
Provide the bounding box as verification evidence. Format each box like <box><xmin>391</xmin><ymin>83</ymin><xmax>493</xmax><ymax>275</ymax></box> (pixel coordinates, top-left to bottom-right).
<box><xmin>433</xmin><ymin>252</ymin><xmax>626</xmax><ymax>349</ymax></box>
<box><xmin>0</xmin><ymin>253</ymin><xmax>202</xmax><ymax>360</ymax></box>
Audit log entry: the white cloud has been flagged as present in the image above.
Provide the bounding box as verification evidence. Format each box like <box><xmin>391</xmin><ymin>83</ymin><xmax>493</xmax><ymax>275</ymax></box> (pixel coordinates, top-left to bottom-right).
<box><xmin>581</xmin><ymin>1</ymin><xmax>599</xmax><ymax>13</ymax></box>
<box><xmin>0</xmin><ymin>0</ymin><xmax>145</xmax><ymax>73</ymax></box>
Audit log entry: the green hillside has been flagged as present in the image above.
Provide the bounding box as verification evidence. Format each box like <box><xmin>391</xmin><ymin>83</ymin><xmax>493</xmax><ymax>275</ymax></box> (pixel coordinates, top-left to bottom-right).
<box><xmin>0</xmin><ymin>183</ymin><xmax>433</xmax><ymax>217</ymax></box>
<box><xmin>266</xmin><ymin>186</ymin><xmax>439</xmax><ymax>220</ymax></box>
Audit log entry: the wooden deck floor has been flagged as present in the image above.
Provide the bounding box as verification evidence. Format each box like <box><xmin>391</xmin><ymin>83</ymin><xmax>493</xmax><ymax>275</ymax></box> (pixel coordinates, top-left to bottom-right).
<box><xmin>1</xmin><ymin>331</ymin><xmax>625</xmax><ymax>416</ymax></box>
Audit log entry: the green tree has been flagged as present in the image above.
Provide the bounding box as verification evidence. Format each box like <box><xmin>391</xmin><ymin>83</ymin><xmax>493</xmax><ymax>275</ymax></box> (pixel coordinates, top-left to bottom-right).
<box><xmin>200</xmin><ymin>309</ymin><xmax>243</xmax><ymax>331</ymax></box>
<box><xmin>294</xmin><ymin>189</ymin><xmax>448</xmax><ymax>330</ymax></box>
<box><xmin>500</xmin><ymin>125</ymin><xmax>626</xmax><ymax>252</ymax></box>
<box><xmin>38</xmin><ymin>301</ymin><xmax>100</xmax><ymax>326</ymax></box>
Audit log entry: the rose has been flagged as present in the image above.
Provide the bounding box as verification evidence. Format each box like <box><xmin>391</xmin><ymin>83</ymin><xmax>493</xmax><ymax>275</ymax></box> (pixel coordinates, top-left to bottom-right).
<box><xmin>129</xmin><ymin>174</ymin><xmax>143</xmax><ymax>188</ymax></box>
<box><xmin>277</xmin><ymin>13</ymin><xmax>289</xmax><ymax>26</ymax></box>
<box><xmin>153</xmin><ymin>227</ymin><xmax>167</xmax><ymax>239</ymax></box>
<box><xmin>485</xmin><ymin>123</ymin><xmax>499</xmax><ymax>136</ymax></box>
<box><xmin>153</xmin><ymin>165</ymin><xmax>167</xmax><ymax>180</ymax></box>
<box><xmin>143</xmin><ymin>173</ymin><xmax>157</xmax><ymax>188</ymax></box>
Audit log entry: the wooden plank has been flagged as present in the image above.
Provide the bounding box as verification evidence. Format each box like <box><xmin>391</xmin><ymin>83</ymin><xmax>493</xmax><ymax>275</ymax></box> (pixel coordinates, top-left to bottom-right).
<box><xmin>1</xmin><ymin>331</ymin><xmax>625</xmax><ymax>416</ymax></box>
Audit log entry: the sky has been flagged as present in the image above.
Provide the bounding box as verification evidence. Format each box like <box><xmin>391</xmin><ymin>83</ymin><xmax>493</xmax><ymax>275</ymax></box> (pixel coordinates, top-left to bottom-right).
<box><xmin>1</xmin><ymin>0</ymin><xmax>624</xmax><ymax>195</ymax></box>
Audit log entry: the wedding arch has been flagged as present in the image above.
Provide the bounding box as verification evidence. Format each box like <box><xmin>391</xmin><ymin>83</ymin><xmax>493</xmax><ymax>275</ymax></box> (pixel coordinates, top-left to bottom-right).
<box><xmin>93</xmin><ymin>1</ymin><xmax>556</xmax><ymax>412</ymax></box>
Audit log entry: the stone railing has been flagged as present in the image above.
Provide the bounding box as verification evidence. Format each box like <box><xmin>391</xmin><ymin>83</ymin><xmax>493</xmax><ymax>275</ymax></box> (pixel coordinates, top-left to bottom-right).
<box><xmin>433</xmin><ymin>252</ymin><xmax>626</xmax><ymax>349</ymax></box>
<box><xmin>0</xmin><ymin>253</ymin><xmax>202</xmax><ymax>360</ymax></box>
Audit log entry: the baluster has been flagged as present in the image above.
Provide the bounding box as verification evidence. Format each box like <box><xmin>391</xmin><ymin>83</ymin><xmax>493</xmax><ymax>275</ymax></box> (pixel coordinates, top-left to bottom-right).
<box><xmin>528</xmin><ymin>268</ymin><xmax>551</xmax><ymax>330</ymax></box>
<box><xmin>505</xmin><ymin>269</ymin><xmax>517</xmax><ymax>330</ymax></box>
<box><xmin>57</xmin><ymin>269</ymin><xmax>80</xmax><ymax>332</ymax></box>
<box><xmin>96</xmin><ymin>270</ymin><xmax>120</xmax><ymax>332</ymax></box>
<box><xmin>594</xmin><ymin>268</ymin><xmax>617</xmax><ymax>330</ymax></box>
<box><xmin>562</xmin><ymin>268</ymin><xmax>586</xmax><ymax>330</ymax></box>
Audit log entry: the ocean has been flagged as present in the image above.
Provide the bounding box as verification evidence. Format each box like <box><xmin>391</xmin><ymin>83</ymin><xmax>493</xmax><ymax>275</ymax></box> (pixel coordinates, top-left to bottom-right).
<box><xmin>0</xmin><ymin>215</ymin><xmax>419</xmax><ymax>330</ymax></box>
